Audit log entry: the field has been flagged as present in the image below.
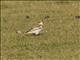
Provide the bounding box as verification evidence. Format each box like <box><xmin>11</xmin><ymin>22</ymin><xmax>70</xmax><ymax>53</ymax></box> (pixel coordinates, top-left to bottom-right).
<box><xmin>1</xmin><ymin>1</ymin><xmax>80</xmax><ymax>60</ymax></box>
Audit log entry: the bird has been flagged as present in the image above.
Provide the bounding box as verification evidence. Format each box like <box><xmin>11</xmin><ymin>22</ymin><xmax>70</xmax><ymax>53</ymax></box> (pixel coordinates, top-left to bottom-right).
<box><xmin>25</xmin><ymin>21</ymin><xmax>43</xmax><ymax>35</ymax></box>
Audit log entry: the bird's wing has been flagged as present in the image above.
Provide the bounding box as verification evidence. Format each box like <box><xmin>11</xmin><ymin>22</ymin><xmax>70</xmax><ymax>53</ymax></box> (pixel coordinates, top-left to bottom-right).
<box><xmin>29</xmin><ymin>27</ymin><xmax>40</xmax><ymax>32</ymax></box>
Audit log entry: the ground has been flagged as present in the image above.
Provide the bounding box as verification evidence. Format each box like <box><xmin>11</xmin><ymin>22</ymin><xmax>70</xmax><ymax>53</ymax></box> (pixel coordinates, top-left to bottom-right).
<box><xmin>1</xmin><ymin>1</ymin><xmax>80</xmax><ymax>60</ymax></box>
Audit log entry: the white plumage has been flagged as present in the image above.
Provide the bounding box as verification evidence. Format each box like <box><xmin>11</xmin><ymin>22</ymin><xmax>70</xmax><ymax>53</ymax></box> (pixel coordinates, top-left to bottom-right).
<box><xmin>26</xmin><ymin>22</ymin><xmax>43</xmax><ymax>35</ymax></box>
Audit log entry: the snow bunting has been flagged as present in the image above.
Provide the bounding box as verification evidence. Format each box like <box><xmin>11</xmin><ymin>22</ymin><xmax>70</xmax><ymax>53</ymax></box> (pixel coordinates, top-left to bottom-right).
<box><xmin>25</xmin><ymin>21</ymin><xmax>43</xmax><ymax>35</ymax></box>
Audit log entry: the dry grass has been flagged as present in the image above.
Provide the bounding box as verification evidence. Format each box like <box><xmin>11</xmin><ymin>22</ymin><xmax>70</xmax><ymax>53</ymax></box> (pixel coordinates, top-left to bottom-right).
<box><xmin>1</xmin><ymin>1</ymin><xmax>80</xmax><ymax>60</ymax></box>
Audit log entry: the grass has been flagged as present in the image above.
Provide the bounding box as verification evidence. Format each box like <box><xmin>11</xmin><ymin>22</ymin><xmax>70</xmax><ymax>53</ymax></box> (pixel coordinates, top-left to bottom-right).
<box><xmin>1</xmin><ymin>1</ymin><xmax>80</xmax><ymax>60</ymax></box>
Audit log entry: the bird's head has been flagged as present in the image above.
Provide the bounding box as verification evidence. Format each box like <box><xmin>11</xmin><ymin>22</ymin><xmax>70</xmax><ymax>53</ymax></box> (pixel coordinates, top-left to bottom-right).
<box><xmin>39</xmin><ymin>21</ymin><xmax>43</xmax><ymax>26</ymax></box>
